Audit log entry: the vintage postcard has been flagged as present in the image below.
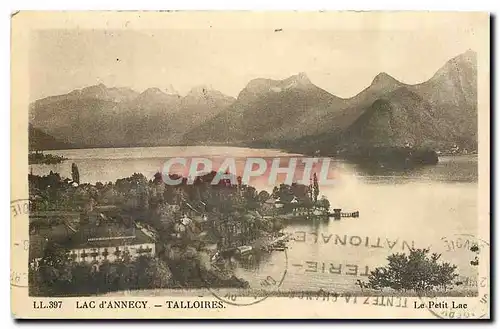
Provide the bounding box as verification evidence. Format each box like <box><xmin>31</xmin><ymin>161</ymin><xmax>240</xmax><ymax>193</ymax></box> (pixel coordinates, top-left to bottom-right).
<box><xmin>11</xmin><ymin>11</ymin><xmax>490</xmax><ymax>319</ymax></box>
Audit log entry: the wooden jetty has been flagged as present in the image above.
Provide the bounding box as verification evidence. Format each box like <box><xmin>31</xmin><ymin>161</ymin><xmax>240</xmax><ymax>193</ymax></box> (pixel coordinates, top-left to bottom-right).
<box><xmin>282</xmin><ymin>208</ymin><xmax>360</xmax><ymax>221</ymax></box>
<box><xmin>328</xmin><ymin>209</ymin><xmax>360</xmax><ymax>220</ymax></box>
<box><xmin>212</xmin><ymin>232</ymin><xmax>290</xmax><ymax>262</ymax></box>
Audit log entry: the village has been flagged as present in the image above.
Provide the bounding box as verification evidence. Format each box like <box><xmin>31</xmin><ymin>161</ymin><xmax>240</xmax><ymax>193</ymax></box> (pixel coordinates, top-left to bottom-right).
<box><xmin>28</xmin><ymin>164</ymin><xmax>359</xmax><ymax>296</ymax></box>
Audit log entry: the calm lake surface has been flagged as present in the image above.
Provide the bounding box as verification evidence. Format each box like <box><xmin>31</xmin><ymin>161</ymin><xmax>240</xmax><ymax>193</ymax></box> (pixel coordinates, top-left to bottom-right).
<box><xmin>31</xmin><ymin>146</ymin><xmax>478</xmax><ymax>293</ymax></box>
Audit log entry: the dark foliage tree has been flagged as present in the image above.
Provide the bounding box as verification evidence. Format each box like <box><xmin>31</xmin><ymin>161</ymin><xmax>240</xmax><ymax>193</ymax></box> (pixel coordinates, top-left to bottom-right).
<box><xmin>317</xmin><ymin>196</ymin><xmax>330</xmax><ymax>210</ymax></box>
<box><xmin>257</xmin><ymin>190</ymin><xmax>270</xmax><ymax>203</ymax></box>
<box><xmin>71</xmin><ymin>163</ymin><xmax>80</xmax><ymax>184</ymax></box>
<box><xmin>30</xmin><ymin>255</ymin><xmax>174</xmax><ymax>297</ymax></box>
<box><xmin>312</xmin><ymin>173</ymin><xmax>319</xmax><ymax>203</ymax></box>
<box><xmin>31</xmin><ymin>242</ymin><xmax>73</xmax><ymax>295</ymax></box>
<box><xmin>368</xmin><ymin>248</ymin><xmax>458</xmax><ymax>292</ymax></box>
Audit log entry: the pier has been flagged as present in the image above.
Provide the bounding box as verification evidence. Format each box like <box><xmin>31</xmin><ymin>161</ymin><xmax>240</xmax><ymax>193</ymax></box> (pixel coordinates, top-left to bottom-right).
<box><xmin>283</xmin><ymin>208</ymin><xmax>360</xmax><ymax>221</ymax></box>
<box><xmin>328</xmin><ymin>209</ymin><xmax>360</xmax><ymax>220</ymax></box>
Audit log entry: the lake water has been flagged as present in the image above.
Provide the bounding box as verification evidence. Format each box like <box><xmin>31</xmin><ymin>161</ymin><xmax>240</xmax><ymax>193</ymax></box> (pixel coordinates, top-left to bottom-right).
<box><xmin>31</xmin><ymin>146</ymin><xmax>478</xmax><ymax>293</ymax></box>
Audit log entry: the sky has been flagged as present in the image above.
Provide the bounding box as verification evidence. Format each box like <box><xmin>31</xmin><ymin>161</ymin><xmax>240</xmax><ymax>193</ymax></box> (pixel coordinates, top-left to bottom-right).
<box><xmin>29</xmin><ymin>27</ymin><xmax>478</xmax><ymax>101</ymax></box>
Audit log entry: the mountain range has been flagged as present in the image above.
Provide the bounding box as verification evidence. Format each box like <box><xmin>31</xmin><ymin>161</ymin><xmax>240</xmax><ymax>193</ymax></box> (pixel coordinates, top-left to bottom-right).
<box><xmin>29</xmin><ymin>50</ymin><xmax>477</xmax><ymax>153</ymax></box>
<box><xmin>30</xmin><ymin>83</ymin><xmax>234</xmax><ymax>148</ymax></box>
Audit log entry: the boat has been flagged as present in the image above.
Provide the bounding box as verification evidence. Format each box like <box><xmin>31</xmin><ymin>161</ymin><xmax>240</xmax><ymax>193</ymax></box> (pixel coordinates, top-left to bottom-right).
<box><xmin>236</xmin><ymin>245</ymin><xmax>253</xmax><ymax>256</ymax></box>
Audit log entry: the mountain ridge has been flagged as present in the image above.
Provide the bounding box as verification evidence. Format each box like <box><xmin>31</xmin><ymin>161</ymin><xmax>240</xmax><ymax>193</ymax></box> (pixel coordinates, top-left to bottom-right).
<box><xmin>282</xmin><ymin>50</ymin><xmax>477</xmax><ymax>154</ymax></box>
<box><xmin>30</xmin><ymin>82</ymin><xmax>235</xmax><ymax>148</ymax></box>
<box><xmin>30</xmin><ymin>50</ymin><xmax>477</xmax><ymax>153</ymax></box>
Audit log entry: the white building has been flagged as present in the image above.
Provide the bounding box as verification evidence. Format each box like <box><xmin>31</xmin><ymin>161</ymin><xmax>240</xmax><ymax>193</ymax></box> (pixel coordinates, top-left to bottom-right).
<box><xmin>30</xmin><ymin>223</ymin><xmax>156</xmax><ymax>270</ymax></box>
<box><xmin>64</xmin><ymin>224</ymin><xmax>156</xmax><ymax>264</ymax></box>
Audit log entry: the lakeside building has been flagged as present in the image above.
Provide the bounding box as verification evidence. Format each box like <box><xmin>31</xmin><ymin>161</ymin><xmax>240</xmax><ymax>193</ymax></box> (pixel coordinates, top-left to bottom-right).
<box><xmin>30</xmin><ymin>222</ymin><xmax>156</xmax><ymax>270</ymax></box>
<box><xmin>64</xmin><ymin>224</ymin><xmax>156</xmax><ymax>264</ymax></box>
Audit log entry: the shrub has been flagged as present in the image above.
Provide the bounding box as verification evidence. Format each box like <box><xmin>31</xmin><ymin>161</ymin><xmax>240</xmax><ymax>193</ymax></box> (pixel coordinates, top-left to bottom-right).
<box><xmin>368</xmin><ymin>248</ymin><xmax>458</xmax><ymax>292</ymax></box>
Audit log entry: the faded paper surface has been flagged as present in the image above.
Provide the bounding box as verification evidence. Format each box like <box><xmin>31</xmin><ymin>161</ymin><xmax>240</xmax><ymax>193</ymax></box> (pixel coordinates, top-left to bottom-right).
<box><xmin>11</xmin><ymin>11</ymin><xmax>490</xmax><ymax>319</ymax></box>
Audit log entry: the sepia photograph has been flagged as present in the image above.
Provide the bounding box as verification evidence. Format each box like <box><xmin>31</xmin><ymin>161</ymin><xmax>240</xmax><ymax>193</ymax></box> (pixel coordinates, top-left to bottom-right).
<box><xmin>10</xmin><ymin>11</ymin><xmax>490</xmax><ymax>319</ymax></box>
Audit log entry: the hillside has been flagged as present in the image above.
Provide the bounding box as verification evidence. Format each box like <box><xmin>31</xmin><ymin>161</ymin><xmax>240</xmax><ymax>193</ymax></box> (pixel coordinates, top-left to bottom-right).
<box><xmin>29</xmin><ymin>50</ymin><xmax>478</xmax><ymax>153</ymax></box>
<box><xmin>30</xmin><ymin>84</ymin><xmax>234</xmax><ymax>148</ymax></box>
<box><xmin>29</xmin><ymin>124</ymin><xmax>73</xmax><ymax>151</ymax></box>
<box><xmin>182</xmin><ymin>73</ymin><xmax>347</xmax><ymax>145</ymax></box>
<box><xmin>283</xmin><ymin>50</ymin><xmax>478</xmax><ymax>154</ymax></box>
<box><xmin>410</xmin><ymin>50</ymin><xmax>477</xmax><ymax>146</ymax></box>
<box><xmin>340</xmin><ymin>87</ymin><xmax>447</xmax><ymax>148</ymax></box>
<box><xmin>183</xmin><ymin>70</ymin><xmax>411</xmax><ymax>147</ymax></box>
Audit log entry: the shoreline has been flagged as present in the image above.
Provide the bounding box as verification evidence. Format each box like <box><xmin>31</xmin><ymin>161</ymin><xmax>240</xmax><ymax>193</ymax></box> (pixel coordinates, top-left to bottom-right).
<box><xmin>32</xmin><ymin>144</ymin><xmax>477</xmax><ymax>159</ymax></box>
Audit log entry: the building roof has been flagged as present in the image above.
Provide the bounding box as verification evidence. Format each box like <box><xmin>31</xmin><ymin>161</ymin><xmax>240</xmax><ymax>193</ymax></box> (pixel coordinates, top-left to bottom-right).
<box><xmin>94</xmin><ymin>205</ymin><xmax>120</xmax><ymax>212</ymax></box>
<box><xmin>61</xmin><ymin>223</ymin><xmax>155</xmax><ymax>249</ymax></box>
<box><xmin>30</xmin><ymin>211</ymin><xmax>80</xmax><ymax>221</ymax></box>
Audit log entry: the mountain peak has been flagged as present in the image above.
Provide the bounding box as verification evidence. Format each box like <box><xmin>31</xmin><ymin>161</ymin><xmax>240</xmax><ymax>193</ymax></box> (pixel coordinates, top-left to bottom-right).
<box><xmin>188</xmin><ymin>85</ymin><xmax>214</xmax><ymax>97</ymax></box>
<box><xmin>141</xmin><ymin>87</ymin><xmax>165</xmax><ymax>96</ymax></box>
<box><xmin>79</xmin><ymin>83</ymin><xmax>110</xmax><ymax>98</ymax></box>
<box><xmin>431</xmin><ymin>49</ymin><xmax>477</xmax><ymax>83</ymax></box>
<box><xmin>464</xmin><ymin>48</ymin><xmax>475</xmax><ymax>55</ymax></box>
<box><xmin>82</xmin><ymin>83</ymin><xmax>107</xmax><ymax>91</ymax></box>
<box><xmin>371</xmin><ymin>72</ymin><xmax>398</xmax><ymax>86</ymax></box>
<box><xmin>164</xmin><ymin>84</ymin><xmax>179</xmax><ymax>96</ymax></box>
<box><xmin>288</xmin><ymin>72</ymin><xmax>311</xmax><ymax>84</ymax></box>
<box><xmin>281</xmin><ymin>72</ymin><xmax>313</xmax><ymax>88</ymax></box>
<box><xmin>451</xmin><ymin>49</ymin><xmax>476</xmax><ymax>65</ymax></box>
<box><xmin>240</xmin><ymin>73</ymin><xmax>316</xmax><ymax>98</ymax></box>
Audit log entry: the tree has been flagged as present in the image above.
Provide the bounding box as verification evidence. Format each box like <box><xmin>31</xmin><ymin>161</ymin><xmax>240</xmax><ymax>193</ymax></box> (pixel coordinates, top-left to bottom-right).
<box><xmin>312</xmin><ymin>173</ymin><xmax>319</xmax><ymax>203</ymax></box>
<box><xmin>257</xmin><ymin>190</ymin><xmax>270</xmax><ymax>203</ymax></box>
<box><xmin>34</xmin><ymin>242</ymin><xmax>73</xmax><ymax>295</ymax></box>
<box><xmin>272</xmin><ymin>184</ymin><xmax>294</xmax><ymax>203</ymax></box>
<box><xmin>317</xmin><ymin>195</ymin><xmax>330</xmax><ymax>210</ymax></box>
<box><xmin>434</xmin><ymin>261</ymin><xmax>459</xmax><ymax>291</ymax></box>
<box><xmin>38</xmin><ymin>243</ymin><xmax>71</xmax><ymax>278</ymax></box>
<box><xmin>71</xmin><ymin>262</ymin><xmax>93</xmax><ymax>294</ymax></box>
<box><xmin>116</xmin><ymin>257</ymin><xmax>137</xmax><ymax>290</ymax></box>
<box><xmin>367</xmin><ymin>248</ymin><xmax>458</xmax><ymax>293</ymax></box>
<box><xmin>71</xmin><ymin>163</ymin><xmax>80</xmax><ymax>184</ymax></box>
<box><xmin>136</xmin><ymin>256</ymin><xmax>172</xmax><ymax>289</ymax></box>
